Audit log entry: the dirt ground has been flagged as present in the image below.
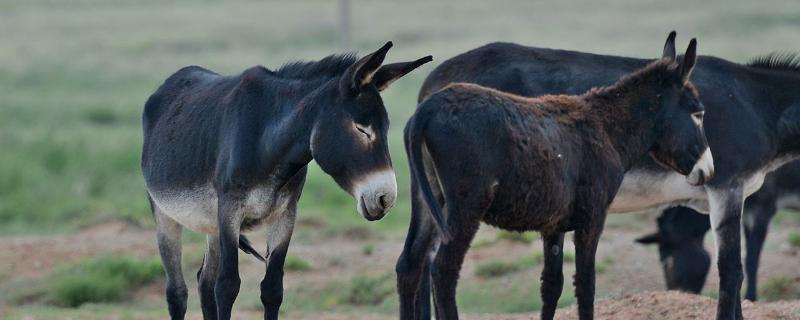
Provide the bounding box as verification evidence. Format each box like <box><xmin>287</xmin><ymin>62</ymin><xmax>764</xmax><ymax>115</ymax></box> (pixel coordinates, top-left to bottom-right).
<box><xmin>1</xmin><ymin>218</ymin><xmax>799</xmax><ymax>319</ymax></box>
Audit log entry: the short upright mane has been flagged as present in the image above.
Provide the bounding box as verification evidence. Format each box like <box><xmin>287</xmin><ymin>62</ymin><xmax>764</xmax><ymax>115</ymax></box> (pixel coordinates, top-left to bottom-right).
<box><xmin>586</xmin><ymin>59</ymin><xmax>680</xmax><ymax>98</ymax></box>
<box><xmin>748</xmin><ymin>53</ymin><xmax>800</xmax><ymax>74</ymax></box>
<box><xmin>275</xmin><ymin>54</ymin><xmax>358</xmax><ymax>80</ymax></box>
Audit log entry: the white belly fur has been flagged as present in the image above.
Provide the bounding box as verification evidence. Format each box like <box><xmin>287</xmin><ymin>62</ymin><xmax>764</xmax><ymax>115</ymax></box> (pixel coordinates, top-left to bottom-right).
<box><xmin>149</xmin><ymin>183</ymin><xmax>291</xmax><ymax>235</ymax></box>
<box><xmin>609</xmin><ymin>170</ymin><xmax>706</xmax><ymax>214</ymax></box>
<box><xmin>609</xmin><ymin>168</ymin><xmax>773</xmax><ymax>215</ymax></box>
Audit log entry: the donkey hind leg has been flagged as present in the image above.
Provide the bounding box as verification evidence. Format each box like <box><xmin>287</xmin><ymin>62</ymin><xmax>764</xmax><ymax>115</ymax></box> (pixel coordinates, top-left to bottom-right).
<box><xmin>708</xmin><ymin>185</ymin><xmax>745</xmax><ymax>320</ymax></box>
<box><xmin>573</xmin><ymin>209</ymin><xmax>607</xmax><ymax>320</ymax></box>
<box><xmin>197</xmin><ymin>235</ymin><xmax>221</xmax><ymax>320</ymax></box>
<box><xmin>261</xmin><ymin>211</ymin><xmax>297</xmax><ymax>320</ymax></box>
<box><xmin>743</xmin><ymin>201</ymin><xmax>776</xmax><ymax>301</ymax></box>
<box><xmin>430</xmin><ymin>186</ymin><xmax>490</xmax><ymax>320</ymax></box>
<box><xmin>397</xmin><ymin>185</ymin><xmax>438</xmax><ymax>320</ymax></box>
<box><xmin>431</xmin><ymin>218</ymin><xmax>480</xmax><ymax>320</ymax></box>
<box><xmin>540</xmin><ymin>232</ymin><xmax>565</xmax><ymax>320</ymax></box>
<box><xmin>416</xmin><ymin>252</ymin><xmax>435</xmax><ymax>320</ymax></box>
<box><xmin>215</xmin><ymin>197</ymin><xmax>245</xmax><ymax>320</ymax></box>
<box><xmin>154</xmin><ymin>207</ymin><xmax>188</xmax><ymax>320</ymax></box>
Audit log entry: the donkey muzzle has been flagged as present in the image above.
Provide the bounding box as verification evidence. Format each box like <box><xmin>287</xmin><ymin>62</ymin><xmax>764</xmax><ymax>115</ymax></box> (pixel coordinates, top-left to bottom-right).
<box><xmin>686</xmin><ymin>148</ymin><xmax>714</xmax><ymax>186</ymax></box>
<box><xmin>354</xmin><ymin>169</ymin><xmax>397</xmax><ymax>221</ymax></box>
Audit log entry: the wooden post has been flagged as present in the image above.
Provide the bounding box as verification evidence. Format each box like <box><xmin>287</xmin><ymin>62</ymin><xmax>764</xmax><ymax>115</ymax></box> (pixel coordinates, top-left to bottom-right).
<box><xmin>338</xmin><ymin>0</ymin><xmax>351</xmax><ymax>50</ymax></box>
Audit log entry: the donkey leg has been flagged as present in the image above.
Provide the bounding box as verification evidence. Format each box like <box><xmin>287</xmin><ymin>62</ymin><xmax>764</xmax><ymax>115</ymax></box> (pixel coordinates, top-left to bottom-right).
<box><xmin>573</xmin><ymin>210</ymin><xmax>606</xmax><ymax>320</ymax></box>
<box><xmin>154</xmin><ymin>207</ymin><xmax>188</xmax><ymax>320</ymax></box>
<box><xmin>708</xmin><ymin>185</ymin><xmax>745</xmax><ymax>320</ymax></box>
<box><xmin>396</xmin><ymin>189</ymin><xmax>437</xmax><ymax>320</ymax></box>
<box><xmin>540</xmin><ymin>232</ymin><xmax>565</xmax><ymax>320</ymax></box>
<box><xmin>215</xmin><ymin>196</ymin><xmax>245</xmax><ymax>320</ymax></box>
<box><xmin>431</xmin><ymin>218</ymin><xmax>481</xmax><ymax>320</ymax></box>
<box><xmin>198</xmin><ymin>235</ymin><xmax>221</xmax><ymax>320</ymax></box>
<box><xmin>416</xmin><ymin>256</ymin><xmax>434</xmax><ymax>320</ymax></box>
<box><xmin>743</xmin><ymin>200</ymin><xmax>776</xmax><ymax>301</ymax></box>
<box><xmin>261</xmin><ymin>211</ymin><xmax>296</xmax><ymax>320</ymax></box>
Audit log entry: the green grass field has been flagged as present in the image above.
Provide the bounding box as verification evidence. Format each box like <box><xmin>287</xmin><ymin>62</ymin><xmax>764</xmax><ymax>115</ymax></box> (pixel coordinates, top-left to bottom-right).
<box><xmin>2</xmin><ymin>0</ymin><xmax>800</xmax><ymax>318</ymax></box>
<box><xmin>2</xmin><ymin>0</ymin><xmax>799</xmax><ymax>234</ymax></box>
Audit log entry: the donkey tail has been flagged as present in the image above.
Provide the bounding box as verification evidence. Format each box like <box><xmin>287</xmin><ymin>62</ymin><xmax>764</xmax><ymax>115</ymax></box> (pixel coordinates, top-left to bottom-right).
<box><xmin>239</xmin><ymin>235</ymin><xmax>266</xmax><ymax>262</ymax></box>
<box><xmin>405</xmin><ymin>111</ymin><xmax>452</xmax><ymax>243</ymax></box>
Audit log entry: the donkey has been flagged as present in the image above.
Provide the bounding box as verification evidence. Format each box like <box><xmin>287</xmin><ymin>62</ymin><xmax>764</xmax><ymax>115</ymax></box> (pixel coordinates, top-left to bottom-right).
<box><xmin>141</xmin><ymin>42</ymin><xmax>431</xmax><ymax>320</ymax></box>
<box><xmin>398</xmin><ymin>40</ymin><xmax>710</xmax><ymax>320</ymax></box>
<box><xmin>412</xmin><ymin>31</ymin><xmax>800</xmax><ymax>320</ymax></box>
<box><xmin>637</xmin><ymin>160</ymin><xmax>800</xmax><ymax>301</ymax></box>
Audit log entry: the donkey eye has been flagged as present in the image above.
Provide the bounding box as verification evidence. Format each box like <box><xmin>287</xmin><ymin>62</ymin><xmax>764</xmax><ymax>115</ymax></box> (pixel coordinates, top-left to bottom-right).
<box><xmin>355</xmin><ymin>124</ymin><xmax>373</xmax><ymax>140</ymax></box>
<box><xmin>691</xmin><ymin>111</ymin><xmax>704</xmax><ymax>125</ymax></box>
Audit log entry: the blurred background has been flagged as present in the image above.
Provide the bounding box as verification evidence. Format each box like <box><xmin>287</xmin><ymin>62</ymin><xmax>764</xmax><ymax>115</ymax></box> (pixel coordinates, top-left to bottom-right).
<box><xmin>1</xmin><ymin>0</ymin><xmax>799</xmax><ymax>319</ymax></box>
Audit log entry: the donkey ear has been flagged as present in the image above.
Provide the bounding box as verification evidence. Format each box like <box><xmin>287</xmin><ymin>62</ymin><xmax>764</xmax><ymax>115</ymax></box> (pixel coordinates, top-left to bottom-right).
<box><xmin>662</xmin><ymin>30</ymin><xmax>677</xmax><ymax>60</ymax></box>
<box><xmin>679</xmin><ymin>38</ymin><xmax>698</xmax><ymax>83</ymax></box>
<box><xmin>635</xmin><ymin>232</ymin><xmax>662</xmax><ymax>245</ymax></box>
<box><xmin>340</xmin><ymin>41</ymin><xmax>393</xmax><ymax>95</ymax></box>
<box><xmin>371</xmin><ymin>56</ymin><xmax>433</xmax><ymax>91</ymax></box>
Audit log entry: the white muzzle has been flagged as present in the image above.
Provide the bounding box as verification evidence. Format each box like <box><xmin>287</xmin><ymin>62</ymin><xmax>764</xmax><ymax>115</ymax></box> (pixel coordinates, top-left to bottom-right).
<box><xmin>686</xmin><ymin>148</ymin><xmax>714</xmax><ymax>186</ymax></box>
<box><xmin>353</xmin><ymin>169</ymin><xmax>397</xmax><ymax>221</ymax></box>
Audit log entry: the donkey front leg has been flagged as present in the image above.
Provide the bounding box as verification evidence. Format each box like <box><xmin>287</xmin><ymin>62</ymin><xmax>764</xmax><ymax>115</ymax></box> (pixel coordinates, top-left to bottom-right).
<box><xmin>573</xmin><ymin>210</ymin><xmax>606</xmax><ymax>320</ymax></box>
<box><xmin>215</xmin><ymin>196</ymin><xmax>245</xmax><ymax>320</ymax></box>
<box><xmin>540</xmin><ymin>232</ymin><xmax>565</xmax><ymax>320</ymax></box>
<box><xmin>197</xmin><ymin>235</ymin><xmax>221</xmax><ymax>320</ymax></box>
<box><xmin>261</xmin><ymin>211</ymin><xmax>296</xmax><ymax>320</ymax></box>
<box><xmin>708</xmin><ymin>186</ymin><xmax>745</xmax><ymax>320</ymax></box>
<box><xmin>154</xmin><ymin>206</ymin><xmax>188</xmax><ymax>320</ymax></box>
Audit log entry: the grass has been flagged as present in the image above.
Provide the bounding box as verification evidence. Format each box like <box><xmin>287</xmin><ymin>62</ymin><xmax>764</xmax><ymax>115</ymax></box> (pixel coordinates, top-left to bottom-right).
<box><xmin>284</xmin><ymin>256</ymin><xmax>313</xmax><ymax>272</ymax></box>
<box><xmin>475</xmin><ymin>253</ymin><xmax>545</xmax><ymax>278</ymax></box>
<box><xmin>342</xmin><ymin>274</ymin><xmax>397</xmax><ymax>306</ymax></box>
<box><xmin>759</xmin><ymin>277</ymin><xmax>800</xmax><ymax>302</ymax></box>
<box><xmin>788</xmin><ymin>232</ymin><xmax>800</xmax><ymax>249</ymax></box>
<box><xmin>39</xmin><ymin>256</ymin><xmax>163</xmax><ymax>307</ymax></box>
<box><xmin>2</xmin><ymin>0</ymin><xmax>799</xmax><ymax>235</ymax></box>
<box><xmin>497</xmin><ymin>231</ymin><xmax>538</xmax><ymax>244</ymax></box>
<box><xmin>362</xmin><ymin>244</ymin><xmax>375</xmax><ymax>256</ymax></box>
<box><xmin>596</xmin><ymin>256</ymin><xmax>616</xmax><ymax>274</ymax></box>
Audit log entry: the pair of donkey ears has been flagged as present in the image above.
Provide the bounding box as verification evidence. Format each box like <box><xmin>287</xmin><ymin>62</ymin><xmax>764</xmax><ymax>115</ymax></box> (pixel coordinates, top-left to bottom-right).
<box><xmin>340</xmin><ymin>41</ymin><xmax>433</xmax><ymax>95</ymax></box>
<box><xmin>662</xmin><ymin>31</ymin><xmax>697</xmax><ymax>83</ymax></box>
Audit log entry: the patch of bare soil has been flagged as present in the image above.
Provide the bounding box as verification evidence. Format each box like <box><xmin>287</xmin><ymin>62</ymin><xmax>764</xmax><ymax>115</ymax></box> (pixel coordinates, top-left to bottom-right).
<box><xmin>2</xmin><ymin>219</ymin><xmax>800</xmax><ymax>320</ymax></box>
<box><xmin>540</xmin><ymin>291</ymin><xmax>800</xmax><ymax>320</ymax></box>
<box><xmin>0</xmin><ymin>221</ymin><xmax>155</xmax><ymax>279</ymax></box>
<box><xmin>249</xmin><ymin>292</ymin><xmax>800</xmax><ymax>320</ymax></box>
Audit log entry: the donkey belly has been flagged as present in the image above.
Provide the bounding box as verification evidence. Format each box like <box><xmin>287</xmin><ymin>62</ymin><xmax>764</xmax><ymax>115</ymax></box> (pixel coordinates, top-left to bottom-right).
<box><xmin>148</xmin><ymin>184</ymin><xmax>292</xmax><ymax>235</ymax></box>
<box><xmin>609</xmin><ymin>169</ymin><xmax>707</xmax><ymax>214</ymax></box>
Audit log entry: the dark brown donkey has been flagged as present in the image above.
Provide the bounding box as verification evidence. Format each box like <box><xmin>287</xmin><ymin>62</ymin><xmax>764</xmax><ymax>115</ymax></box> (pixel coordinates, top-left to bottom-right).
<box><xmin>398</xmin><ymin>40</ymin><xmax>712</xmax><ymax>319</ymax></box>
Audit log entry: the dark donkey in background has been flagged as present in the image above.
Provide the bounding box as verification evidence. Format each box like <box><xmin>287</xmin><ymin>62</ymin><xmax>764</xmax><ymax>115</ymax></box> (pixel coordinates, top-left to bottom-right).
<box><xmin>637</xmin><ymin>160</ymin><xmax>800</xmax><ymax>301</ymax></box>
<box><xmin>399</xmin><ymin>40</ymin><xmax>711</xmax><ymax>319</ymax></box>
<box><xmin>141</xmin><ymin>42</ymin><xmax>431</xmax><ymax>320</ymax></box>
<box><xmin>412</xmin><ymin>31</ymin><xmax>800</xmax><ymax>320</ymax></box>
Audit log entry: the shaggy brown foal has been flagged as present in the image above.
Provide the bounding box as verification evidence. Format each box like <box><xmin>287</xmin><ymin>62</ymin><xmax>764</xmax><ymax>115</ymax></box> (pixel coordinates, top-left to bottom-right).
<box><xmin>397</xmin><ymin>40</ymin><xmax>712</xmax><ymax>320</ymax></box>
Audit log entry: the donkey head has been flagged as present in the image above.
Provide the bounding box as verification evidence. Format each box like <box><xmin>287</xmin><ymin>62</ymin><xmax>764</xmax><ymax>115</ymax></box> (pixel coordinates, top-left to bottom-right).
<box><xmin>635</xmin><ymin>206</ymin><xmax>711</xmax><ymax>293</ymax></box>
<box><xmin>311</xmin><ymin>42</ymin><xmax>432</xmax><ymax>221</ymax></box>
<box><xmin>649</xmin><ymin>33</ymin><xmax>714</xmax><ymax>186</ymax></box>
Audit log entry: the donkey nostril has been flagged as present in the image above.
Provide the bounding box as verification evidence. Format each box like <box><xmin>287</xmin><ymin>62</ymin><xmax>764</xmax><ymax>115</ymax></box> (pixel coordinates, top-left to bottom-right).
<box><xmin>378</xmin><ymin>194</ymin><xmax>388</xmax><ymax>210</ymax></box>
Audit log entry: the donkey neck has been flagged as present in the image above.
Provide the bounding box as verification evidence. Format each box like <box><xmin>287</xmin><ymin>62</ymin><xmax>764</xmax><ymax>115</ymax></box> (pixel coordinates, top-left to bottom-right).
<box><xmin>583</xmin><ymin>72</ymin><xmax>667</xmax><ymax>169</ymax></box>
<box><xmin>255</xmin><ymin>78</ymin><xmax>333</xmax><ymax>174</ymax></box>
<box><xmin>758</xmin><ymin>72</ymin><xmax>800</xmax><ymax>158</ymax></box>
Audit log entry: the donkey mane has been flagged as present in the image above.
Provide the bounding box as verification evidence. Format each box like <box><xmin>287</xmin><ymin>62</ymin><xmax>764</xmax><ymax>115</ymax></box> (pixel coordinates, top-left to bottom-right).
<box><xmin>275</xmin><ymin>54</ymin><xmax>358</xmax><ymax>80</ymax></box>
<box><xmin>748</xmin><ymin>52</ymin><xmax>800</xmax><ymax>74</ymax></box>
<box><xmin>586</xmin><ymin>59</ymin><xmax>689</xmax><ymax>98</ymax></box>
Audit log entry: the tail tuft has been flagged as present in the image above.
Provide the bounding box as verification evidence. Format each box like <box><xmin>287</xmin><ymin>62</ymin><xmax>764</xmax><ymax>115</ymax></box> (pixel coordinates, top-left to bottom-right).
<box><xmin>406</xmin><ymin>110</ymin><xmax>452</xmax><ymax>244</ymax></box>
<box><xmin>239</xmin><ymin>235</ymin><xmax>266</xmax><ymax>262</ymax></box>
